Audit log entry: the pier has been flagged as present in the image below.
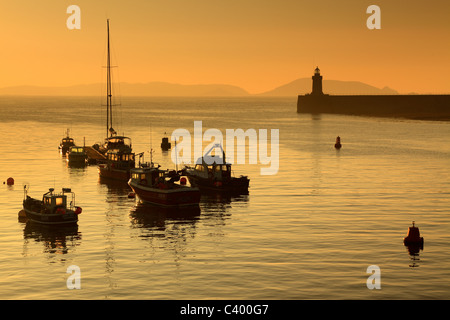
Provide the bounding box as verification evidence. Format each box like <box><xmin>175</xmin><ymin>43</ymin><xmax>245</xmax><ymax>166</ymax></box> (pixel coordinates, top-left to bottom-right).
<box><xmin>84</xmin><ymin>146</ymin><xmax>106</xmax><ymax>164</ymax></box>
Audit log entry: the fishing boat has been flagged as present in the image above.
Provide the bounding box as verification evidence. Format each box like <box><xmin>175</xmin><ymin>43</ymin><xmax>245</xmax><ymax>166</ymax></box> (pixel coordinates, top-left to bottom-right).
<box><xmin>98</xmin><ymin>136</ymin><xmax>135</xmax><ymax>181</ymax></box>
<box><xmin>97</xmin><ymin>20</ymin><xmax>135</xmax><ymax>181</ymax></box>
<box><xmin>21</xmin><ymin>186</ymin><xmax>82</xmax><ymax>225</ymax></box>
<box><xmin>59</xmin><ymin>129</ymin><xmax>75</xmax><ymax>155</ymax></box>
<box><xmin>182</xmin><ymin>144</ymin><xmax>250</xmax><ymax>194</ymax></box>
<box><xmin>67</xmin><ymin>146</ymin><xmax>88</xmax><ymax>167</ymax></box>
<box><xmin>128</xmin><ymin>154</ymin><xmax>200</xmax><ymax>207</ymax></box>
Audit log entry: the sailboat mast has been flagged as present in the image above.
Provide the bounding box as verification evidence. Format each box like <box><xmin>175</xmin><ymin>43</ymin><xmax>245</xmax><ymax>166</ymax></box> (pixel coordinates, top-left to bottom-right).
<box><xmin>106</xmin><ymin>19</ymin><xmax>112</xmax><ymax>137</ymax></box>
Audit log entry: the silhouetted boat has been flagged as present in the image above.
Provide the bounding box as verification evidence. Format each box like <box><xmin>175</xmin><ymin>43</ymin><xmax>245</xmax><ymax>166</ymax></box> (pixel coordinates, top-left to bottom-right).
<box><xmin>404</xmin><ymin>221</ymin><xmax>424</xmax><ymax>247</ymax></box>
<box><xmin>335</xmin><ymin>136</ymin><xmax>342</xmax><ymax>149</ymax></box>
<box><xmin>22</xmin><ymin>186</ymin><xmax>82</xmax><ymax>225</ymax></box>
<box><xmin>96</xmin><ymin>20</ymin><xmax>136</xmax><ymax>180</ymax></box>
<box><xmin>182</xmin><ymin>144</ymin><xmax>249</xmax><ymax>194</ymax></box>
<box><xmin>67</xmin><ymin>146</ymin><xmax>88</xmax><ymax>167</ymax></box>
<box><xmin>161</xmin><ymin>136</ymin><xmax>171</xmax><ymax>151</ymax></box>
<box><xmin>98</xmin><ymin>136</ymin><xmax>135</xmax><ymax>181</ymax></box>
<box><xmin>128</xmin><ymin>155</ymin><xmax>200</xmax><ymax>207</ymax></box>
<box><xmin>59</xmin><ymin>129</ymin><xmax>75</xmax><ymax>155</ymax></box>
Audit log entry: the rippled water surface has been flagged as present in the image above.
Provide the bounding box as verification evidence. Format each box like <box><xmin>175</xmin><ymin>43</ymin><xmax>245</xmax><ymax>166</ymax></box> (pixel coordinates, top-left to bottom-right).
<box><xmin>0</xmin><ymin>96</ymin><xmax>449</xmax><ymax>299</ymax></box>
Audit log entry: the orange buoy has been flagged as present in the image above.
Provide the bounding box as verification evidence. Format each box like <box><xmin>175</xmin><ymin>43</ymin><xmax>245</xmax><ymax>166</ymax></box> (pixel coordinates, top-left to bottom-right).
<box><xmin>180</xmin><ymin>177</ymin><xmax>187</xmax><ymax>185</ymax></box>
<box><xmin>6</xmin><ymin>177</ymin><xmax>14</xmax><ymax>185</ymax></box>
<box><xmin>404</xmin><ymin>221</ymin><xmax>424</xmax><ymax>246</ymax></box>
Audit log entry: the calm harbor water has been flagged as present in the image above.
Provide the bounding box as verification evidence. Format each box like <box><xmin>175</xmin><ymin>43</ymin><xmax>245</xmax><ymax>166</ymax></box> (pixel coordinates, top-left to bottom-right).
<box><xmin>0</xmin><ymin>96</ymin><xmax>449</xmax><ymax>300</ymax></box>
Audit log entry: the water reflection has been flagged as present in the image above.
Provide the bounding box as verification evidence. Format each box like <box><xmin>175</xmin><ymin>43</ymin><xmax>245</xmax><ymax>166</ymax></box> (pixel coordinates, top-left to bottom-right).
<box><xmin>200</xmin><ymin>192</ymin><xmax>249</xmax><ymax>213</ymax></box>
<box><xmin>22</xmin><ymin>221</ymin><xmax>81</xmax><ymax>257</ymax></box>
<box><xmin>129</xmin><ymin>202</ymin><xmax>200</xmax><ymax>265</ymax></box>
<box><xmin>99</xmin><ymin>177</ymin><xmax>132</xmax><ymax>197</ymax></box>
<box><xmin>129</xmin><ymin>202</ymin><xmax>200</xmax><ymax>233</ymax></box>
<box><xmin>405</xmin><ymin>244</ymin><xmax>424</xmax><ymax>268</ymax></box>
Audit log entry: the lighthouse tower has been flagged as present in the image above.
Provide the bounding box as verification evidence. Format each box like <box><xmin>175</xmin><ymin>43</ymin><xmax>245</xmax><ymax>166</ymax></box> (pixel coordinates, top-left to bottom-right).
<box><xmin>311</xmin><ymin>66</ymin><xmax>323</xmax><ymax>95</ymax></box>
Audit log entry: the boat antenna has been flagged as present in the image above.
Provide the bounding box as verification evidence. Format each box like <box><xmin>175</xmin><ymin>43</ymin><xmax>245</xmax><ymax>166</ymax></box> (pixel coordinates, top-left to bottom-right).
<box><xmin>175</xmin><ymin>137</ymin><xmax>178</xmax><ymax>171</ymax></box>
<box><xmin>150</xmin><ymin>126</ymin><xmax>153</xmax><ymax>165</ymax></box>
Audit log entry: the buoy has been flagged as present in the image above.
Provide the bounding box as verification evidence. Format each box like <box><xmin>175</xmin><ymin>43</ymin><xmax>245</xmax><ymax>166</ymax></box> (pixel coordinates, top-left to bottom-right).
<box><xmin>404</xmin><ymin>221</ymin><xmax>424</xmax><ymax>246</ymax></box>
<box><xmin>334</xmin><ymin>136</ymin><xmax>342</xmax><ymax>149</ymax></box>
<box><xmin>180</xmin><ymin>177</ymin><xmax>187</xmax><ymax>185</ymax></box>
<box><xmin>75</xmin><ymin>207</ymin><xmax>82</xmax><ymax>214</ymax></box>
<box><xmin>6</xmin><ymin>177</ymin><xmax>14</xmax><ymax>185</ymax></box>
<box><xmin>18</xmin><ymin>209</ymin><xmax>27</xmax><ymax>222</ymax></box>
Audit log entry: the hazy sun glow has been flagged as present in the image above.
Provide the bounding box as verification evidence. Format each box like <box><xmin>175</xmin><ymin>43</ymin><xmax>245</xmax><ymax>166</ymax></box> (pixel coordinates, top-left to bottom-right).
<box><xmin>0</xmin><ymin>0</ymin><xmax>449</xmax><ymax>94</ymax></box>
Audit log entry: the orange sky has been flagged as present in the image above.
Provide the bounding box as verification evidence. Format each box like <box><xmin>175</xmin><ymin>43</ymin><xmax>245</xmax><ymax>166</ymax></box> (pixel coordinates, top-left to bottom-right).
<box><xmin>0</xmin><ymin>0</ymin><xmax>449</xmax><ymax>94</ymax></box>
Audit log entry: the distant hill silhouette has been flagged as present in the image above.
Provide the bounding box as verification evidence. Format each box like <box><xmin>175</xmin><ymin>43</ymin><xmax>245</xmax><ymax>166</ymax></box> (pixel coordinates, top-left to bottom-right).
<box><xmin>0</xmin><ymin>79</ymin><xmax>398</xmax><ymax>96</ymax></box>
<box><xmin>0</xmin><ymin>82</ymin><xmax>250</xmax><ymax>97</ymax></box>
<box><xmin>259</xmin><ymin>78</ymin><xmax>398</xmax><ymax>96</ymax></box>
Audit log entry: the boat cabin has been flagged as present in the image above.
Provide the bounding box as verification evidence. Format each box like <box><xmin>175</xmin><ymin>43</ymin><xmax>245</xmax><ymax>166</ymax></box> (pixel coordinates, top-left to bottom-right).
<box><xmin>106</xmin><ymin>148</ymin><xmax>135</xmax><ymax>168</ymax></box>
<box><xmin>69</xmin><ymin>146</ymin><xmax>85</xmax><ymax>154</ymax></box>
<box><xmin>42</xmin><ymin>188</ymin><xmax>75</xmax><ymax>213</ymax></box>
<box><xmin>62</xmin><ymin>138</ymin><xmax>74</xmax><ymax>145</ymax></box>
<box><xmin>104</xmin><ymin>136</ymin><xmax>132</xmax><ymax>151</ymax></box>
<box><xmin>191</xmin><ymin>144</ymin><xmax>232</xmax><ymax>180</ymax></box>
<box><xmin>131</xmin><ymin>168</ymin><xmax>165</xmax><ymax>186</ymax></box>
<box><xmin>194</xmin><ymin>158</ymin><xmax>232</xmax><ymax>180</ymax></box>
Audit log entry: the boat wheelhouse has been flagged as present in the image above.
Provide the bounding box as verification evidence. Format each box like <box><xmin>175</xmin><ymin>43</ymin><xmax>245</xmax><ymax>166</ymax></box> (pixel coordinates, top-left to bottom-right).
<box><xmin>68</xmin><ymin>146</ymin><xmax>88</xmax><ymax>166</ymax></box>
<box><xmin>183</xmin><ymin>144</ymin><xmax>249</xmax><ymax>194</ymax></box>
<box><xmin>22</xmin><ymin>187</ymin><xmax>82</xmax><ymax>225</ymax></box>
<box><xmin>98</xmin><ymin>137</ymin><xmax>135</xmax><ymax>181</ymax></box>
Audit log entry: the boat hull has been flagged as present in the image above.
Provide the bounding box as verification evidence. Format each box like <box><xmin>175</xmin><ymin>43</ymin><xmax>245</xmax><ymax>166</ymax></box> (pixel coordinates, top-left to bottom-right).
<box><xmin>128</xmin><ymin>181</ymin><xmax>201</xmax><ymax>207</ymax></box>
<box><xmin>98</xmin><ymin>164</ymin><xmax>130</xmax><ymax>181</ymax></box>
<box><xmin>23</xmin><ymin>207</ymin><xmax>78</xmax><ymax>225</ymax></box>
<box><xmin>187</xmin><ymin>175</ymin><xmax>250</xmax><ymax>194</ymax></box>
<box><xmin>68</xmin><ymin>154</ymin><xmax>87</xmax><ymax>166</ymax></box>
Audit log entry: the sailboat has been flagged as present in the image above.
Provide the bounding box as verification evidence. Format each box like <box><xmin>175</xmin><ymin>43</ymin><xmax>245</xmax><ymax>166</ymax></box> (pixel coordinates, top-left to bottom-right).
<box><xmin>97</xmin><ymin>19</ymin><xmax>136</xmax><ymax>181</ymax></box>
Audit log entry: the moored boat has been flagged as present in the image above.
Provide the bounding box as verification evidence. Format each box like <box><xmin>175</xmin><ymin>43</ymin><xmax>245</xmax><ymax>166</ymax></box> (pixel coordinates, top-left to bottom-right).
<box><xmin>22</xmin><ymin>186</ymin><xmax>82</xmax><ymax>225</ymax></box>
<box><xmin>128</xmin><ymin>159</ymin><xmax>200</xmax><ymax>207</ymax></box>
<box><xmin>67</xmin><ymin>146</ymin><xmax>88</xmax><ymax>167</ymax></box>
<box><xmin>98</xmin><ymin>136</ymin><xmax>135</xmax><ymax>181</ymax></box>
<box><xmin>182</xmin><ymin>144</ymin><xmax>249</xmax><ymax>194</ymax></box>
<box><xmin>59</xmin><ymin>129</ymin><xmax>75</xmax><ymax>155</ymax></box>
<box><xmin>161</xmin><ymin>135</ymin><xmax>171</xmax><ymax>151</ymax></box>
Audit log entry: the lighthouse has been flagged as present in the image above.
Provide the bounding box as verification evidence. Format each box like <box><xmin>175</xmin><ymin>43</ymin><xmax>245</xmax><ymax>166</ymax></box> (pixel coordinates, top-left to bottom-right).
<box><xmin>311</xmin><ymin>66</ymin><xmax>323</xmax><ymax>95</ymax></box>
